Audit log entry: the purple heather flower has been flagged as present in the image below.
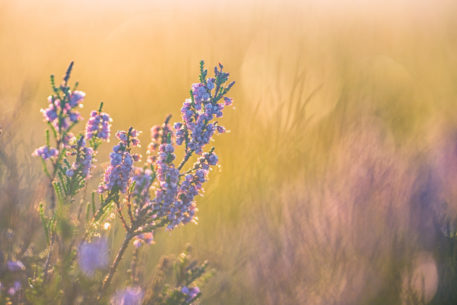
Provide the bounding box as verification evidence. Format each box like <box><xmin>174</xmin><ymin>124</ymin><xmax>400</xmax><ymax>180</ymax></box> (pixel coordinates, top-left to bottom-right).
<box><xmin>181</xmin><ymin>286</ymin><xmax>200</xmax><ymax>303</ymax></box>
<box><xmin>41</xmin><ymin>104</ymin><xmax>58</xmax><ymax>122</ymax></box>
<box><xmin>153</xmin><ymin>143</ymin><xmax>179</xmax><ymax>216</ymax></box>
<box><xmin>66</xmin><ymin>137</ymin><xmax>94</xmax><ymax>179</ymax></box>
<box><xmin>224</xmin><ymin>97</ymin><xmax>233</xmax><ymax>106</ymax></box>
<box><xmin>206</xmin><ymin>77</ymin><xmax>215</xmax><ymax>90</ymax></box>
<box><xmin>163</xmin><ymin>153</ymin><xmax>218</xmax><ymax>230</ymax></box>
<box><xmin>69</xmin><ymin>90</ymin><xmax>85</xmax><ymax>107</ymax></box>
<box><xmin>78</xmin><ymin>237</ymin><xmax>108</xmax><ymax>276</ymax></box>
<box><xmin>192</xmin><ymin>83</ymin><xmax>210</xmax><ymax>103</ymax></box>
<box><xmin>86</xmin><ymin>110</ymin><xmax>112</xmax><ymax>141</ymax></box>
<box><xmin>33</xmin><ymin>145</ymin><xmax>58</xmax><ymax>160</ymax></box>
<box><xmin>41</xmin><ymin>91</ymin><xmax>85</xmax><ymax>131</ymax></box>
<box><xmin>7</xmin><ymin>260</ymin><xmax>25</xmax><ymax>272</ymax></box>
<box><xmin>111</xmin><ymin>287</ymin><xmax>144</xmax><ymax>305</ymax></box>
<box><xmin>174</xmin><ymin>62</ymin><xmax>234</xmax><ymax>155</ymax></box>
<box><xmin>99</xmin><ymin>129</ymin><xmax>140</xmax><ymax>193</ymax></box>
<box><xmin>131</xmin><ymin>167</ymin><xmax>153</xmax><ymax>209</ymax></box>
<box><xmin>146</xmin><ymin>123</ymin><xmax>173</xmax><ymax>165</ymax></box>
<box><xmin>205</xmin><ymin>152</ymin><xmax>218</xmax><ymax>165</ymax></box>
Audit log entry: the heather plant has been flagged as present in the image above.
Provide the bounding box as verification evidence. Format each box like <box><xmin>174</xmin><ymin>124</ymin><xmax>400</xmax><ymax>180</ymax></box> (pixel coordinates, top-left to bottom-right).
<box><xmin>0</xmin><ymin>61</ymin><xmax>234</xmax><ymax>304</ymax></box>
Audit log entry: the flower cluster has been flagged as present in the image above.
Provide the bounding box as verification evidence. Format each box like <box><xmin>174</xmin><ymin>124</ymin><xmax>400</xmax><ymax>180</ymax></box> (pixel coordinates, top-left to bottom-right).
<box><xmin>66</xmin><ymin>137</ymin><xmax>94</xmax><ymax>179</ymax></box>
<box><xmin>41</xmin><ymin>91</ymin><xmax>85</xmax><ymax>131</ymax></box>
<box><xmin>99</xmin><ymin>129</ymin><xmax>140</xmax><ymax>193</ymax></box>
<box><xmin>86</xmin><ymin>110</ymin><xmax>112</xmax><ymax>141</ymax></box>
<box><xmin>153</xmin><ymin>143</ymin><xmax>180</xmax><ymax>221</ymax></box>
<box><xmin>7</xmin><ymin>260</ymin><xmax>25</xmax><ymax>272</ymax></box>
<box><xmin>146</xmin><ymin>123</ymin><xmax>173</xmax><ymax>165</ymax></box>
<box><xmin>5</xmin><ymin>281</ymin><xmax>21</xmax><ymax>297</ymax></box>
<box><xmin>181</xmin><ymin>286</ymin><xmax>200</xmax><ymax>303</ymax></box>
<box><xmin>174</xmin><ymin>63</ymin><xmax>234</xmax><ymax>154</ymax></box>
<box><xmin>166</xmin><ymin>152</ymin><xmax>218</xmax><ymax>229</ymax></box>
<box><xmin>131</xmin><ymin>167</ymin><xmax>154</xmax><ymax>209</ymax></box>
<box><xmin>32</xmin><ymin>145</ymin><xmax>58</xmax><ymax>160</ymax></box>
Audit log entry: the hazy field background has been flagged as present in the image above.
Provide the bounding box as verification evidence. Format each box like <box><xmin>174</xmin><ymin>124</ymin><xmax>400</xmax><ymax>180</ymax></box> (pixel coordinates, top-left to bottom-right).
<box><xmin>2</xmin><ymin>0</ymin><xmax>457</xmax><ymax>304</ymax></box>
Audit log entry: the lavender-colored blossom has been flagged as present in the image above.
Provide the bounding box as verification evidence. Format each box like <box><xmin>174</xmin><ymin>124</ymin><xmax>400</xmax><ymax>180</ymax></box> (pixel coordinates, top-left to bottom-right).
<box><xmin>99</xmin><ymin>129</ymin><xmax>139</xmax><ymax>193</ymax></box>
<box><xmin>146</xmin><ymin>124</ymin><xmax>173</xmax><ymax>165</ymax></box>
<box><xmin>181</xmin><ymin>286</ymin><xmax>200</xmax><ymax>303</ymax></box>
<box><xmin>41</xmin><ymin>91</ymin><xmax>85</xmax><ymax>131</ymax></box>
<box><xmin>163</xmin><ymin>152</ymin><xmax>218</xmax><ymax>230</ymax></box>
<box><xmin>7</xmin><ymin>260</ymin><xmax>25</xmax><ymax>272</ymax></box>
<box><xmin>32</xmin><ymin>145</ymin><xmax>58</xmax><ymax>160</ymax></box>
<box><xmin>86</xmin><ymin>110</ymin><xmax>112</xmax><ymax>141</ymax></box>
<box><xmin>131</xmin><ymin>167</ymin><xmax>153</xmax><ymax>209</ymax></box>
<box><xmin>69</xmin><ymin>90</ymin><xmax>85</xmax><ymax>107</ymax></box>
<box><xmin>66</xmin><ymin>137</ymin><xmax>94</xmax><ymax>179</ymax></box>
<box><xmin>153</xmin><ymin>143</ymin><xmax>180</xmax><ymax>221</ymax></box>
<box><xmin>78</xmin><ymin>237</ymin><xmax>108</xmax><ymax>276</ymax></box>
<box><xmin>192</xmin><ymin>83</ymin><xmax>210</xmax><ymax>104</ymax></box>
<box><xmin>174</xmin><ymin>62</ymin><xmax>234</xmax><ymax>154</ymax></box>
<box><xmin>111</xmin><ymin>287</ymin><xmax>144</xmax><ymax>305</ymax></box>
<box><xmin>205</xmin><ymin>151</ymin><xmax>218</xmax><ymax>165</ymax></box>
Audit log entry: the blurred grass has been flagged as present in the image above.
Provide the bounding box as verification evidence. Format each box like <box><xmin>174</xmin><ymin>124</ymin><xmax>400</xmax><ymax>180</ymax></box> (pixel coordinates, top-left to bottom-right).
<box><xmin>2</xmin><ymin>0</ymin><xmax>457</xmax><ymax>304</ymax></box>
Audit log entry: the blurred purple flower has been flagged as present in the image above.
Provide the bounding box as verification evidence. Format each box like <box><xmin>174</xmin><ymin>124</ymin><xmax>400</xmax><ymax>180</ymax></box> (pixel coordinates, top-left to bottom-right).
<box><xmin>131</xmin><ymin>167</ymin><xmax>153</xmax><ymax>209</ymax></box>
<box><xmin>78</xmin><ymin>237</ymin><xmax>109</xmax><ymax>276</ymax></box>
<box><xmin>7</xmin><ymin>260</ymin><xmax>25</xmax><ymax>272</ymax></box>
<box><xmin>8</xmin><ymin>281</ymin><xmax>21</xmax><ymax>296</ymax></box>
<box><xmin>181</xmin><ymin>286</ymin><xmax>200</xmax><ymax>303</ymax></box>
<box><xmin>86</xmin><ymin>110</ymin><xmax>112</xmax><ymax>141</ymax></box>
<box><xmin>111</xmin><ymin>287</ymin><xmax>144</xmax><ymax>305</ymax></box>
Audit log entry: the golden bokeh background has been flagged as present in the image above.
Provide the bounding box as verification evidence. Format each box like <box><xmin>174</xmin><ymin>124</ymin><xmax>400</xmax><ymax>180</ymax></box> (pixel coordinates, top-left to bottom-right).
<box><xmin>2</xmin><ymin>0</ymin><xmax>457</xmax><ymax>304</ymax></box>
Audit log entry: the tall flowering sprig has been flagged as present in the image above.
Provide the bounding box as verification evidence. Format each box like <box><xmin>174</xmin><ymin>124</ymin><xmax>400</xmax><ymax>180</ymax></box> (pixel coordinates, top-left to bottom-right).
<box><xmin>99</xmin><ymin>128</ymin><xmax>141</xmax><ymax>194</ymax></box>
<box><xmin>33</xmin><ymin>62</ymin><xmax>90</xmax><ymax>205</ymax></box>
<box><xmin>54</xmin><ymin>135</ymin><xmax>95</xmax><ymax>198</ymax></box>
<box><xmin>65</xmin><ymin>136</ymin><xmax>94</xmax><ymax>179</ymax></box>
<box><xmin>147</xmin><ymin>61</ymin><xmax>234</xmax><ymax>230</ymax></box>
<box><xmin>31</xmin><ymin>63</ymin><xmax>117</xmax><ymax>289</ymax></box>
<box><xmin>40</xmin><ymin>62</ymin><xmax>84</xmax><ymax>149</ymax></box>
<box><xmin>85</xmin><ymin>102</ymin><xmax>112</xmax><ymax>150</ymax></box>
<box><xmin>174</xmin><ymin>61</ymin><xmax>235</xmax><ymax>156</ymax></box>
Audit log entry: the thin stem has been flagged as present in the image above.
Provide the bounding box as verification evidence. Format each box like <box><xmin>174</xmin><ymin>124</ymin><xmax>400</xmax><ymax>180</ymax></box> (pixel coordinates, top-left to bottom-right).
<box><xmin>43</xmin><ymin>230</ymin><xmax>56</xmax><ymax>281</ymax></box>
<box><xmin>98</xmin><ymin>232</ymin><xmax>133</xmax><ymax>300</ymax></box>
<box><xmin>178</xmin><ymin>151</ymin><xmax>193</xmax><ymax>171</ymax></box>
<box><xmin>116</xmin><ymin>200</ymin><xmax>130</xmax><ymax>231</ymax></box>
<box><xmin>130</xmin><ymin>246</ymin><xmax>140</xmax><ymax>284</ymax></box>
